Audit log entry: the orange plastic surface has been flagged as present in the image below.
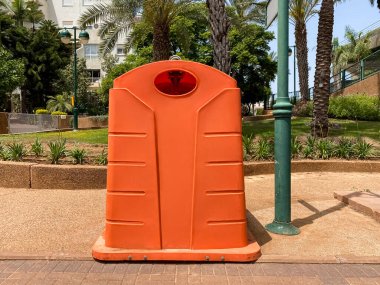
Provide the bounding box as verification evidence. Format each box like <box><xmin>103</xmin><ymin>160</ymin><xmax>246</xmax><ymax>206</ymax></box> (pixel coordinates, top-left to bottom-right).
<box><xmin>93</xmin><ymin>60</ymin><xmax>261</xmax><ymax>262</ymax></box>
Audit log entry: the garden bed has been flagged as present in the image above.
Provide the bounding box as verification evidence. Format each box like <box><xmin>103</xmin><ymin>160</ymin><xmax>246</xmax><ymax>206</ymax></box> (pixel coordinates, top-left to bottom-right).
<box><xmin>1</xmin><ymin>160</ymin><xmax>379</xmax><ymax>190</ymax></box>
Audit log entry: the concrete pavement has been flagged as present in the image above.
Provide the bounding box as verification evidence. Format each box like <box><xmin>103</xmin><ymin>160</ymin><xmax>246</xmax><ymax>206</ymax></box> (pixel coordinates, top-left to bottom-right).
<box><xmin>1</xmin><ymin>172</ymin><xmax>380</xmax><ymax>284</ymax></box>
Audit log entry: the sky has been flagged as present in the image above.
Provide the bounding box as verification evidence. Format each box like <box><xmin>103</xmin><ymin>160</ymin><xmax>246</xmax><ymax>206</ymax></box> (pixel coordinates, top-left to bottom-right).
<box><xmin>268</xmin><ymin>0</ymin><xmax>380</xmax><ymax>94</ymax></box>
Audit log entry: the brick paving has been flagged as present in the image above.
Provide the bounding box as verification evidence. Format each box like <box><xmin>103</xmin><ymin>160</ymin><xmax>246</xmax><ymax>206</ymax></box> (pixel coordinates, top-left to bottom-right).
<box><xmin>0</xmin><ymin>260</ymin><xmax>380</xmax><ymax>284</ymax></box>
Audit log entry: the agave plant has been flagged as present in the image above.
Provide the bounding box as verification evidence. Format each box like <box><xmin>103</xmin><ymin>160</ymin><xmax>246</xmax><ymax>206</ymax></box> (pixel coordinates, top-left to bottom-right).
<box><xmin>47</xmin><ymin>138</ymin><xmax>67</xmax><ymax>164</ymax></box>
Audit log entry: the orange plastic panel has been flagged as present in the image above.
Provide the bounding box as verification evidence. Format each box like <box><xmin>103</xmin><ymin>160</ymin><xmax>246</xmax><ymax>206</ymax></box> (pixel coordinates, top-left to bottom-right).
<box><xmin>93</xmin><ymin>60</ymin><xmax>261</xmax><ymax>262</ymax></box>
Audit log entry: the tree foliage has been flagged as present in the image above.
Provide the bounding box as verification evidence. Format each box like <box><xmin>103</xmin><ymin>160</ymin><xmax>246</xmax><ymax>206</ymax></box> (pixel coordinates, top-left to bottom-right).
<box><xmin>21</xmin><ymin>20</ymin><xmax>71</xmax><ymax>110</ymax></box>
<box><xmin>46</xmin><ymin>93</ymin><xmax>72</xmax><ymax>113</ymax></box>
<box><xmin>332</xmin><ymin>26</ymin><xmax>371</xmax><ymax>76</ymax></box>
<box><xmin>0</xmin><ymin>45</ymin><xmax>25</xmax><ymax>99</ymax></box>
<box><xmin>0</xmin><ymin>13</ymin><xmax>71</xmax><ymax>112</ymax></box>
<box><xmin>79</xmin><ymin>0</ymin><xmax>192</xmax><ymax>60</ymax></box>
<box><xmin>99</xmin><ymin>2</ymin><xmax>276</xmax><ymax>106</ymax></box>
<box><xmin>229</xmin><ymin>23</ymin><xmax>276</xmax><ymax>104</ymax></box>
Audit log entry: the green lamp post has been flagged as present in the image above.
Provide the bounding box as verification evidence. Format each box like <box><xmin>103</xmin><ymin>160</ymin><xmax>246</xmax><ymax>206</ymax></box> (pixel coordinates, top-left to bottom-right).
<box><xmin>265</xmin><ymin>0</ymin><xmax>300</xmax><ymax>236</ymax></box>
<box><xmin>59</xmin><ymin>27</ymin><xmax>90</xmax><ymax>131</ymax></box>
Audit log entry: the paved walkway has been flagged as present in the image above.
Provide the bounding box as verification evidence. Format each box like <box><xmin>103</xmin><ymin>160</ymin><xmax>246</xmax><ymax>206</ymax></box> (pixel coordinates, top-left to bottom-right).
<box><xmin>1</xmin><ymin>260</ymin><xmax>380</xmax><ymax>284</ymax></box>
<box><xmin>3</xmin><ymin>172</ymin><xmax>380</xmax><ymax>260</ymax></box>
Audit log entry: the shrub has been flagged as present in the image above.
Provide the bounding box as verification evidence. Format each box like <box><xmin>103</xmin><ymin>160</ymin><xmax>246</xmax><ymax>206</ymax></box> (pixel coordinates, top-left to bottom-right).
<box><xmin>291</xmin><ymin>136</ymin><xmax>303</xmax><ymax>158</ymax></box>
<box><xmin>35</xmin><ymin>109</ymin><xmax>50</xmax><ymax>115</ymax></box>
<box><xmin>255</xmin><ymin>108</ymin><xmax>264</xmax><ymax>116</ymax></box>
<box><xmin>95</xmin><ymin>148</ymin><xmax>108</xmax><ymax>165</ymax></box>
<box><xmin>293</xmin><ymin>101</ymin><xmax>313</xmax><ymax>117</ymax></box>
<box><xmin>47</xmin><ymin>138</ymin><xmax>67</xmax><ymax>164</ymax></box>
<box><xmin>328</xmin><ymin>94</ymin><xmax>379</xmax><ymax>121</ymax></box>
<box><xmin>0</xmin><ymin>144</ymin><xmax>10</xmax><ymax>161</ymax></box>
<box><xmin>334</xmin><ymin>137</ymin><xmax>355</xmax><ymax>159</ymax></box>
<box><xmin>70</xmin><ymin>147</ymin><xmax>86</xmax><ymax>164</ymax></box>
<box><xmin>31</xmin><ymin>138</ymin><xmax>43</xmax><ymax>157</ymax></box>
<box><xmin>355</xmin><ymin>139</ymin><xmax>373</xmax><ymax>159</ymax></box>
<box><xmin>303</xmin><ymin>136</ymin><xmax>316</xmax><ymax>159</ymax></box>
<box><xmin>7</xmin><ymin>142</ymin><xmax>27</xmax><ymax>161</ymax></box>
<box><xmin>242</xmin><ymin>133</ymin><xmax>255</xmax><ymax>158</ymax></box>
<box><xmin>253</xmin><ymin>136</ymin><xmax>274</xmax><ymax>160</ymax></box>
<box><xmin>51</xmin><ymin>111</ymin><xmax>67</xmax><ymax>116</ymax></box>
<box><xmin>315</xmin><ymin>139</ymin><xmax>335</xmax><ymax>159</ymax></box>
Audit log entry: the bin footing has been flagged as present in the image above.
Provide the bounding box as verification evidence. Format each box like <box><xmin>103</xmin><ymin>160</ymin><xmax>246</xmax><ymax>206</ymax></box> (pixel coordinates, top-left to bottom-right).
<box><xmin>92</xmin><ymin>230</ymin><xmax>261</xmax><ymax>262</ymax></box>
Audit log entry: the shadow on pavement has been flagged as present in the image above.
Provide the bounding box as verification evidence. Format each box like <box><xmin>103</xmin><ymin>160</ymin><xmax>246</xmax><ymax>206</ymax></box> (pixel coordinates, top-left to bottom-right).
<box><xmin>246</xmin><ymin>210</ymin><xmax>272</xmax><ymax>246</ymax></box>
<box><xmin>292</xmin><ymin>199</ymin><xmax>348</xmax><ymax>228</ymax></box>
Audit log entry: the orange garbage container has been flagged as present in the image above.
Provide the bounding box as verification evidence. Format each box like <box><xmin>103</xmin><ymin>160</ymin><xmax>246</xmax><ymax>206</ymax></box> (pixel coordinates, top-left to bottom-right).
<box><xmin>92</xmin><ymin>60</ymin><xmax>261</xmax><ymax>262</ymax></box>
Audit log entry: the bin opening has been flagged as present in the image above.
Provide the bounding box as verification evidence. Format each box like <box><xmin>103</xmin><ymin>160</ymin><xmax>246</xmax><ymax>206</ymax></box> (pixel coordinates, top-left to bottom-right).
<box><xmin>154</xmin><ymin>70</ymin><xmax>197</xmax><ymax>96</ymax></box>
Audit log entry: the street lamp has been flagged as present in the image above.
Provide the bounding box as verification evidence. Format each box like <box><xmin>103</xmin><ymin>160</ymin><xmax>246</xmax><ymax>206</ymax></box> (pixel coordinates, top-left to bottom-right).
<box><xmin>59</xmin><ymin>27</ymin><xmax>90</xmax><ymax>131</ymax></box>
<box><xmin>288</xmin><ymin>45</ymin><xmax>297</xmax><ymax>104</ymax></box>
<box><xmin>265</xmin><ymin>0</ymin><xmax>300</xmax><ymax>236</ymax></box>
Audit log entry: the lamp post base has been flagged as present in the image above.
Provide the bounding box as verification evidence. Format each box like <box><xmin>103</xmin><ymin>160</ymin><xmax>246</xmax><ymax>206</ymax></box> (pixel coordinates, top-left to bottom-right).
<box><xmin>265</xmin><ymin>221</ymin><xmax>300</xmax><ymax>236</ymax></box>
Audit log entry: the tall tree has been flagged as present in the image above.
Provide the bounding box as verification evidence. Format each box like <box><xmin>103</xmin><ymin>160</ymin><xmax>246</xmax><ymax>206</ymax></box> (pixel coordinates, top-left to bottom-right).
<box><xmin>290</xmin><ymin>0</ymin><xmax>319</xmax><ymax>103</ymax></box>
<box><xmin>312</xmin><ymin>0</ymin><xmax>338</xmax><ymax>137</ymax></box>
<box><xmin>332</xmin><ymin>26</ymin><xmax>371</xmax><ymax>77</ymax></box>
<box><xmin>79</xmin><ymin>0</ymin><xmax>191</xmax><ymax>61</ymax></box>
<box><xmin>0</xmin><ymin>0</ymin><xmax>43</xmax><ymax>27</ymax></box>
<box><xmin>229</xmin><ymin>23</ymin><xmax>276</xmax><ymax>104</ymax></box>
<box><xmin>25</xmin><ymin>0</ymin><xmax>44</xmax><ymax>30</ymax></box>
<box><xmin>0</xmin><ymin>45</ymin><xmax>25</xmax><ymax>110</ymax></box>
<box><xmin>206</xmin><ymin>0</ymin><xmax>231</xmax><ymax>73</ymax></box>
<box><xmin>226</xmin><ymin>0</ymin><xmax>266</xmax><ymax>26</ymax></box>
<box><xmin>22</xmin><ymin>20</ymin><xmax>71</xmax><ymax>110</ymax></box>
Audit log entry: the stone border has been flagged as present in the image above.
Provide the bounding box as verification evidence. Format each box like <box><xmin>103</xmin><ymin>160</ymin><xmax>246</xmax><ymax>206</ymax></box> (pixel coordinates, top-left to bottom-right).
<box><xmin>244</xmin><ymin>160</ymin><xmax>380</xmax><ymax>176</ymax></box>
<box><xmin>1</xmin><ymin>160</ymin><xmax>379</xmax><ymax>190</ymax></box>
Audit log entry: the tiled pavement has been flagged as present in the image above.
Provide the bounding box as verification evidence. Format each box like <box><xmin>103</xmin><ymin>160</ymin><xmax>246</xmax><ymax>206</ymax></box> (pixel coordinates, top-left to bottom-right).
<box><xmin>0</xmin><ymin>260</ymin><xmax>380</xmax><ymax>284</ymax></box>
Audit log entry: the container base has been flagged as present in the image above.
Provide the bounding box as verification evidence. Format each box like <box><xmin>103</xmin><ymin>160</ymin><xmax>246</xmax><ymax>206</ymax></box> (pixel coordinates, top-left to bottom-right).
<box><xmin>92</xmin><ymin>230</ymin><xmax>261</xmax><ymax>262</ymax></box>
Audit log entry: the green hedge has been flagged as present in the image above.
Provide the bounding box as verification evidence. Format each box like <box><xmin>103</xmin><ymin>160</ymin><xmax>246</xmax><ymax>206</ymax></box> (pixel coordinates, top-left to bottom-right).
<box><xmin>35</xmin><ymin>109</ymin><xmax>50</xmax><ymax>114</ymax></box>
<box><xmin>294</xmin><ymin>94</ymin><xmax>379</xmax><ymax>121</ymax></box>
<box><xmin>328</xmin><ymin>94</ymin><xmax>379</xmax><ymax>121</ymax></box>
<box><xmin>51</xmin><ymin>111</ymin><xmax>67</xmax><ymax>115</ymax></box>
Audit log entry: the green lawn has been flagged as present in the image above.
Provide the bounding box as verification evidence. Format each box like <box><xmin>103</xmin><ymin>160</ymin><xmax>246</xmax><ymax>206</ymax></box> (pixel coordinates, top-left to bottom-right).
<box><xmin>0</xmin><ymin>128</ymin><xmax>108</xmax><ymax>145</ymax></box>
<box><xmin>243</xmin><ymin>117</ymin><xmax>380</xmax><ymax>142</ymax></box>
<box><xmin>0</xmin><ymin>117</ymin><xmax>379</xmax><ymax>145</ymax></box>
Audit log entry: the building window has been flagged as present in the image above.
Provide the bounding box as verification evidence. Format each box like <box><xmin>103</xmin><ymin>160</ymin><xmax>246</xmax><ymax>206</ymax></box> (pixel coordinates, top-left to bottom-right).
<box><xmin>116</xmin><ymin>45</ymin><xmax>125</xmax><ymax>56</ymax></box>
<box><xmin>62</xmin><ymin>21</ymin><xmax>73</xmax><ymax>27</ymax></box>
<box><xmin>87</xmin><ymin>69</ymin><xmax>101</xmax><ymax>83</ymax></box>
<box><xmin>83</xmin><ymin>0</ymin><xmax>93</xmax><ymax>5</ymax></box>
<box><xmin>84</xmin><ymin>44</ymin><xmax>99</xmax><ymax>59</ymax></box>
<box><xmin>62</xmin><ymin>0</ymin><xmax>73</xmax><ymax>6</ymax></box>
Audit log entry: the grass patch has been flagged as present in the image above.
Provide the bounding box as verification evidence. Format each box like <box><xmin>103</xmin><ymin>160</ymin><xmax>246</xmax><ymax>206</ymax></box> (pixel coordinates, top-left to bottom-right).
<box><xmin>1</xmin><ymin>118</ymin><xmax>379</xmax><ymax>149</ymax></box>
<box><xmin>243</xmin><ymin>118</ymin><xmax>380</xmax><ymax>142</ymax></box>
<box><xmin>0</xmin><ymin>129</ymin><xmax>108</xmax><ymax>145</ymax></box>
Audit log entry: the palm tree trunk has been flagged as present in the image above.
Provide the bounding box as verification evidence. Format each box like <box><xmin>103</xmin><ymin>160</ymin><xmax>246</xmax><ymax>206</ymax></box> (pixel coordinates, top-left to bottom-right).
<box><xmin>206</xmin><ymin>0</ymin><xmax>231</xmax><ymax>74</ymax></box>
<box><xmin>311</xmin><ymin>0</ymin><xmax>334</xmax><ymax>137</ymax></box>
<box><xmin>152</xmin><ymin>22</ymin><xmax>171</xmax><ymax>61</ymax></box>
<box><xmin>295</xmin><ymin>20</ymin><xmax>309</xmax><ymax>103</ymax></box>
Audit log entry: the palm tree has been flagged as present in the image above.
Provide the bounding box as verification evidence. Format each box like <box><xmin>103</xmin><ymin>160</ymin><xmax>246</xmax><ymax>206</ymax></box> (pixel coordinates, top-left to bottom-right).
<box><xmin>79</xmin><ymin>0</ymin><xmax>191</xmax><ymax>61</ymax></box>
<box><xmin>206</xmin><ymin>0</ymin><xmax>231</xmax><ymax>74</ymax></box>
<box><xmin>226</xmin><ymin>0</ymin><xmax>266</xmax><ymax>26</ymax></box>
<box><xmin>290</xmin><ymin>0</ymin><xmax>319</xmax><ymax>103</ymax></box>
<box><xmin>25</xmin><ymin>0</ymin><xmax>44</xmax><ymax>30</ymax></box>
<box><xmin>0</xmin><ymin>0</ymin><xmax>43</xmax><ymax>27</ymax></box>
<box><xmin>46</xmin><ymin>94</ymin><xmax>73</xmax><ymax>113</ymax></box>
<box><xmin>332</xmin><ymin>26</ymin><xmax>371</xmax><ymax>77</ymax></box>
<box><xmin>311</xmin><ymin>0</ymin><xmax>336</xmax><ymax>137</ymax></box>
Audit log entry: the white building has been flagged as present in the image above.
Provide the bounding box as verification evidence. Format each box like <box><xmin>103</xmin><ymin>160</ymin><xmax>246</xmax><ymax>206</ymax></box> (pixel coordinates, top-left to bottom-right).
<box><xmin>39</xmin><ymin>0</ymin><xmax>126</xmax><ymax>88</ymax></box>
